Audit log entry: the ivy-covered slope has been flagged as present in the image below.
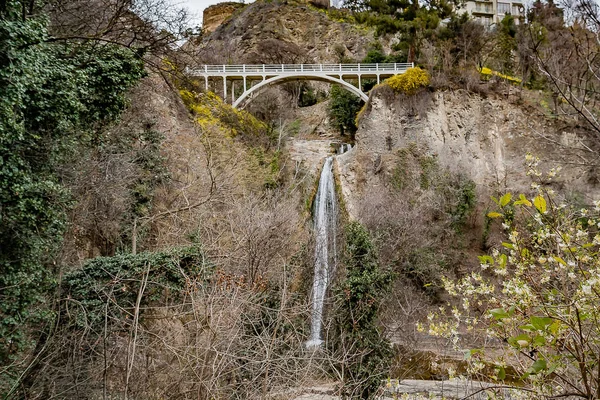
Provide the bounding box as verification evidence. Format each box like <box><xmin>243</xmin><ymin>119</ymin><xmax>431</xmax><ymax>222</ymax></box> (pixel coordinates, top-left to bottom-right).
<box><xmin>0</xmin><ymin>0</ymin><xmax>146</xmax><ymax>383</ymax></box>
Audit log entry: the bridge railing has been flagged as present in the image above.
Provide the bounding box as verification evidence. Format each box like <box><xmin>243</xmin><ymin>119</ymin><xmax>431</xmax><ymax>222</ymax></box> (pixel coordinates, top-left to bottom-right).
<box><xmin>192</xmin><ymin>63</ymin><xmax>414</xmax><ymax>75</ymax></box>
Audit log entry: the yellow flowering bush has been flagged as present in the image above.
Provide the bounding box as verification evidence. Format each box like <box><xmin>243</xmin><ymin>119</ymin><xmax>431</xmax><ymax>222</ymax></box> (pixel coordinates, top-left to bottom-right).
<box><xmin>479</xmin><ymin>66</ymin><xmax>522</xmax><ymax>84</ymax></box>
<box><xmin>385</xmin><ymin>67</ymin><xmax>430</xmax><ymax>95</ymax></box>
<box><xmin>179</xmin><ymin>89</ymin><xmax>267</xmax><ymax>137</ymax></box>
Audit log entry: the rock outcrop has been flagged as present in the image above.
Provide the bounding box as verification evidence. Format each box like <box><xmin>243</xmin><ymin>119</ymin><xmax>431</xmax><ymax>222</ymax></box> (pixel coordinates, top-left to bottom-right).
<box><xmin>202</xmin><ymin>2</ymin><xmax>245</xmax><ymax>34</ymax></box>
<box><xmin>338</xmin><ymin>87</ymin><xmax>600</xmax><ymax>218</ymax></box>
<box><xmin>190</xmin><ymin>1</ymin><xmax>377</xmax><ymax>64</ymax></box>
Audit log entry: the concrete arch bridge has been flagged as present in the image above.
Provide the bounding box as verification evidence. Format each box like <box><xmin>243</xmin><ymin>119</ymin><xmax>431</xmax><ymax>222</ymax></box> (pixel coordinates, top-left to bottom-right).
<box><xmin>186</xmin><ymin>63</ymin><xmax>414</xmax><ymax>108</ymax></box>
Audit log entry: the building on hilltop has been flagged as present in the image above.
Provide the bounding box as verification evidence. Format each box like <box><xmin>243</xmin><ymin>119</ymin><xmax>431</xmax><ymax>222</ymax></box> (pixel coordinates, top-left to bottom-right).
<box><xmin>461</xmin><ymin>0</ymin><xmax>525</xmax><ymax>27</ymax></box>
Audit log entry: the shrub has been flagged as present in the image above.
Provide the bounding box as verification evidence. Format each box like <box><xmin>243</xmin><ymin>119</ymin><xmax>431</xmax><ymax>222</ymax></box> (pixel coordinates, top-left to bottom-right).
<box><xmin>328</xmin><ymin>85</ymin><xmax>363</xmax><ymax>137</ymax></box>
<box><xmin>424</xmin><ymin>156</ymin><xmax>600</xmax><ymax>398</ymax></box>
<box><xmin>385</xmin><ymin>67</ymin><xmax>430</xmax><ymax>95</ymax></box>
<box><xmin>329</xmin><ymin>222</ymin><xmax>394</xmax><ymax>399</ymax></box>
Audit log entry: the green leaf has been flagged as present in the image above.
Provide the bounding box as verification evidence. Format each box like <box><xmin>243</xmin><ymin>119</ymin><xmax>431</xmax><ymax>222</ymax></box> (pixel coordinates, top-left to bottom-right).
<box><xmin>487</xmin><ymin>212</ymin><xmax>503</xmax><ymax>218</ymax></box>
<box><xmin>508</xmin><ymin>333</ymin><xmax>530</xmax><ymax>348</ymax></box>
<box><xmin>500</xmin><ymin>193</ymin><xmax>512</xmax><ymax>207</ymax></box>
<box><xmin>463</xmin><ymin>348</ymin><xmax>482</xmax><ymax>360</ymax></box>
<box><xmin>533</xmin><ymin>335</ymin><xmax>546</xmax><ymax>346</ymax></box>
<box><xmin>514</xmin><ymin>193</ymin><xmax>532</xmax><ymax>207</ymax></box>
<box><xmin>490</xmin><ymin>308</ymin><xmax>510</xmax><ymax>320</ymax></box>
<box><xmin>530</xmin><ymin>316</ymin><xmax>554</xmax><ymax>330</ymax></box>
<box><xmin>528</xmin><ymin>359</ymin><xmax>547</xmax><ymax>374</ymax></box>
<box><xmin>520</xmin><ymin>324</ymin><xmax>537</xmax><ymax>332</ymax></box>
<box><xmin>549</xmin><ymin>321</ymin><xmax>561</xmax><ymax>335</ymax></box>
<box><xmin>502</xmin><ymin>242</ymin><xmax>514</xmax><ymax>249</ymax></box>
<box><xmin>552</xmin><ymin>257</ymin><xmax>566</xmax><ymax>266</ymax></box>
<box><xmin>478</xmin><ymin>255</ymin><xmax>494</xmax><ymax>264</ymax></box>
<box><xmin>497</xmin><ymin>366</ymin><xmax>506</xmax><ymax>380</ymax></box>
<box><xmin>533</xmin><ymin>195</ymin><xmax>547</xmax><ymax>213</ymax></box>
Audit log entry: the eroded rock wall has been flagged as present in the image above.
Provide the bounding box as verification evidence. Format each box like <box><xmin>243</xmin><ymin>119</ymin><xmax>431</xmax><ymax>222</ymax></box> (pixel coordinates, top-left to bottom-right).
<box><xmin>203</xmin><ymin>2</ymin><xmax>245</xmax><ymax>34</ymax></box>
<box><xmin>338</xmin><ymin>87</ymin><xmax>600</xmax><ymax>218</ymax></box>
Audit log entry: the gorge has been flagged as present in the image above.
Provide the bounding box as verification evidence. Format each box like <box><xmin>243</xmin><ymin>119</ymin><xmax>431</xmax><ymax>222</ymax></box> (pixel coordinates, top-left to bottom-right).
<box><xmin>3</xmin><ymin>0</ymin><xmax>600</xmax><ymax>398</ymax></box>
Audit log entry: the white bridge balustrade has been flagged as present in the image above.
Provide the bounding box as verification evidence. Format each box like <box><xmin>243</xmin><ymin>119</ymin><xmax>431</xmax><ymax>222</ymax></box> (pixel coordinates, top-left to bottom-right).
<box><xmin>185</xmin><ymin>63</ymin><xmax>414</xmax><ymax>108</ymax></box>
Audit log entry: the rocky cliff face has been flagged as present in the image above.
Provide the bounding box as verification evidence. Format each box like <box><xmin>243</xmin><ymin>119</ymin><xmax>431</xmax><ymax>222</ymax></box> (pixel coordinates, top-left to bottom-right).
<box><xmin>202</xmin><ymin>2</ymin><xmax>246</xmax><ymax>34</ymax></box>
<box><xmin>338</xmin><ymin>87</ymin><xmax>600</xmax><ymax>219</ymax></box>
<box><xmin>190</xmin><ymin>1</ymin><xmax>376</xmax><ymax>64</ymax></box>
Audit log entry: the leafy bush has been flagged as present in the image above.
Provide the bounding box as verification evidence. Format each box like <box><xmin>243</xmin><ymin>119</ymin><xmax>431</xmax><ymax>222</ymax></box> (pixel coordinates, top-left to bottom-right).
<box><xmin>0</xmin><ymin>4</ymin><xmax>145</xmax><ymax>381</ymax></box>
<box><xmin>328</xmin><ymin>85</ymin><xmax>363</xmax><ymax>137</ymax></box>
<box><xmin>424</xmin><ymin>156</ymin><xmax>600</xmax><ymax>398</ymax></box>
<box><xmin>329</xmin><ymin>222</ymin><xmax>394</xmax><ymax>399</ymax></box>
<box><xmin>385</xmin><ymin>67</ymin><xmax>430</xmax><ymax>95</ymax></box>
<box><xmin>63</xmin><ymin>246</ymin><xmax>213</xmax><ymax>330</ymax></box>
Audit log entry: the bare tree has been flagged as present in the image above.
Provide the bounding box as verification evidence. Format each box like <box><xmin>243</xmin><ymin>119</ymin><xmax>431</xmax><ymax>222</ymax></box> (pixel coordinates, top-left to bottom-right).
<box><xmin>526</xmin><ymin>0</ymin><xmax>600</xmax><ymax>135</ymax></box>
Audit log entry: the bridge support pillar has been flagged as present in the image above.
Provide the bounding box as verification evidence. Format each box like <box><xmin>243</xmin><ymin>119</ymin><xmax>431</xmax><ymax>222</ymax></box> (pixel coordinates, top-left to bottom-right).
<box><xmin>205</xmin><ymin>76</ymin><xmax>208</xmax><ymax>91</ymax></box>
<box><xmin>243</xmin><ymin>76</ymin><xmax>247</xmax><ymax>92</ymax></box>
<box><xmin>377</xmin><ymin>74</ymin><xmax>380</xmax><ymax>85</ymax></box>
<box><xmin>232</xmin><ymin>81</ymin><xmax>235</xmax><ymax>104</ymax></box>
<box><xmin>223</xmin><ymin>77</ymin><xmax>227</xmax><ymax>104</ymax></box>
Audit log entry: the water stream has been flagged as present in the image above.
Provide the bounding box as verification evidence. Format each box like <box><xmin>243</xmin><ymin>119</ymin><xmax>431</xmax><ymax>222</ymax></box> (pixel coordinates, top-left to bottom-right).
<box><xmin>306</xmin><ymin>144</ymin><xmax>351</xmax><ymax>348</ymax></box>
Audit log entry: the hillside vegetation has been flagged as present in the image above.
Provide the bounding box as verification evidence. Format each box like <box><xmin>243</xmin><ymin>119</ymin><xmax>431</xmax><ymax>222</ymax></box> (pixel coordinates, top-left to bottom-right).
<box><xmin>2</xmin><ymin>0</ymin><xmax>600</xmax><ymax>398</ymax></box>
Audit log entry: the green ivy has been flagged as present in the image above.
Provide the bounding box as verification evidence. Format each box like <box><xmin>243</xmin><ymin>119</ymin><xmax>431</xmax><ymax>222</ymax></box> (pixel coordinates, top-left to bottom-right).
<box><xmin>62</xmin><ymin>246</ymin><xmax>213</xmax><ymax>330</ymax></box>
<box><xmin>0</xmin><ymin>0</ymin><xmax>145</xmax><ymax>380</ymax></box>
<box><xmin>330</xmin><ymin>222</ymin><xmax>394</xmax><ymax>399</ymax></box>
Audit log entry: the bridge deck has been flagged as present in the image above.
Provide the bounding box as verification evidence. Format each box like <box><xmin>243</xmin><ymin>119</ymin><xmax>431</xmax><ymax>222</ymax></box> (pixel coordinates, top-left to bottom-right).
<box><xmin>187</xmin><ymin>63</ymin><xmax>413</xmax><ymax>79</ymax></box>
<box><xmin>185</xmin><ymin>63</ymin><xmax>414</xmax><ymax>108</ymax></box>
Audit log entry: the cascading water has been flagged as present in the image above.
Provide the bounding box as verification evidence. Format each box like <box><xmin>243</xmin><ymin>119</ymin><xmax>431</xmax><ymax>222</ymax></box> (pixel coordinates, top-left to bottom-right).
<box><xmin>306</xmin><ymin>156</ymin><xmax>337</xmax><ymax>348</ymax></box>
<box><xmin>306</xmin><ymin>144</ymin><xmax>352</xmax><ymax>348</ymax></box>
<box><xmin>337</xmin><ymin>143</ymin><xmax>352</xmax><ymax>154</ymax></box>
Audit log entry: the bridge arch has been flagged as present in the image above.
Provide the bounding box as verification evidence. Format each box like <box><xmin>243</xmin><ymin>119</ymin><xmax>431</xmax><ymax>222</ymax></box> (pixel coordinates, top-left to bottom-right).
<box><xmin>233</xmin><ymin>74</ymin><xmax>369</xmax><ymax>108</ymax></box>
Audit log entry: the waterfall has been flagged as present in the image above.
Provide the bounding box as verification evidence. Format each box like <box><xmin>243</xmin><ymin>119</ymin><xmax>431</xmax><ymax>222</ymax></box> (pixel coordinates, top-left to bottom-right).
<box><xmin>337</xmin><ymin>143</ymin><xmax>352</xmax><ymax>154</ymax></box>
<box><xmin>306</xmin><ymin>156</ymin><xmax>337</xmax><ymax>348</ymax></box>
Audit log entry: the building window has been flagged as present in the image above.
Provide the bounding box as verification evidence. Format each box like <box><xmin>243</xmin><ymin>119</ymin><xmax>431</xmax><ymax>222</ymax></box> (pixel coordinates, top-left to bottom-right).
<box><xmin>476</xmin><ymin>16</ymin><xmax>493</xmax><ymax>26</ymax></box>
<box><xmin>476</xmin><ymin>4</ymin><xmax>493</xmax><ymax>13</ymax></box>
<box><xmin>512</xmin><ymin>5</ymin><xmax>524</xmax><ymax>15</ymax></box>
<box><xmin>497</xmin><ymin>2</ymin><xmax>511</xmax><ymax>14</ymax></box>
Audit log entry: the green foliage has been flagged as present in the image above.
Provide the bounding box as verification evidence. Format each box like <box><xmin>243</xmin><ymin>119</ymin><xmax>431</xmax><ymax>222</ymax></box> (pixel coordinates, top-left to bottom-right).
<box><xmin>63</xmin><ymin>246</ymin><xmax>212</xmax><ymax>330</ymax></box>
<box><xmin>117</xmin><ymin>123</ymin><xmax>170</xmax><ymax>251</ymax></box>
<box><xmin>403</xmin><ymin>248</ymin><xmax>446</xmax><ymax>298</ymax></box>
<box><xmin>418</xmin><ymin>153</ymin><xmax>437</xmax><ymax>189</ymax></box>
<box><xmin>298</xmin><ymin>83</ymin><xmax>319</xmax><ymax>107</ymax></box>
<box><xmin>330</xmin><ymin>222</ymin><xmax>394</xmax><ymax>399</ymax></box>
<box><xmin>328</xmin><ymin>85</ymin><xmax>363</xmax><ymax>137</ymax></box>
<box><xmin>450</xmin><ymin>179</ymin><xmax>476</xmax><ymax>230</ymax></box>
<box><xmin>0</xmin><ymin>0</ymin><xmax>145</xmax><ymax>383</ymax></box>
<box><xmin>425</xmin><ymin>157</ymin><xmax>600</xmax><ymax>397</ymax></box>
<box><xmin>386</xmin><ymin>67</ymin><xmax>430</xmax><ymax>95</ymax></box>
<box><xmin>493</xmin><ymin>15</ymin><xmax>518</xmax><ymax>75</ymax></box>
